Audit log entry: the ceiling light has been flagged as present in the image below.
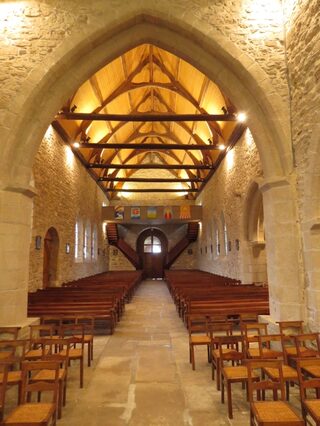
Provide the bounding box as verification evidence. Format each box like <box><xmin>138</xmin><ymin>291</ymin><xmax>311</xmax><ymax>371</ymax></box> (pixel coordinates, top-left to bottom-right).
<box><xmin>237</xmin><ymin>112</ymin><xmax>247</xmax><ymax>122</ymax></box>
<box><xmin>218</xmin><ymin>144</ymin><xmax>226</xmax><ymax>150</ymax></box>
<box><xmin>73</xmin><ymin>142</ymin><xmax>80</xmax><ymax>148</ymax></box>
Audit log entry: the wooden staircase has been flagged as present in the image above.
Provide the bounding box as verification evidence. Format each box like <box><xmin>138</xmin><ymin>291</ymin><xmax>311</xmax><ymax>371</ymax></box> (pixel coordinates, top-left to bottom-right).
<box><xmin>165</xmin><ymin>222</ymin><xmax>199</xmax><ymax>268</ymax></box>
<box><xmin>107</xmin><ymin>223</ymin><xmax>141</xmax><ymax>269</ymax></box>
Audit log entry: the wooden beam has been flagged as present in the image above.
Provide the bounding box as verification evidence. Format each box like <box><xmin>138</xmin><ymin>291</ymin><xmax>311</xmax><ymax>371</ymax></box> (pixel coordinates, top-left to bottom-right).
<box><xmin>104</xmin><ymin>188</ymin><xmax>198</xmax><ymax>193</ymax></box>
<box><xmin>77</xmin><ymin>142</ymin><xmax>220</xmax><ymax>150</ymax></box>
<box><xmin>57</xmin><ymin>112</ymin><xmax>237</xmax><ymax>122</ymax></box>
<box><xmin>88</xmin><ymin>163</ymin><xmax>214</xmax><ymax>170</ymax></box>
<box><xmin>98</xmin><ymin>177</ymin><xmax>204</xmax><ymax>182</ymax></box>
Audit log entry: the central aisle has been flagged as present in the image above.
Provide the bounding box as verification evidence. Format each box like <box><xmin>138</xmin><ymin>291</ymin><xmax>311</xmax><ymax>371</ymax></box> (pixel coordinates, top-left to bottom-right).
<box><xmin>59</xmin><ymin>280</ymin><xmax>249</xmax><ymax>426</ymax></box>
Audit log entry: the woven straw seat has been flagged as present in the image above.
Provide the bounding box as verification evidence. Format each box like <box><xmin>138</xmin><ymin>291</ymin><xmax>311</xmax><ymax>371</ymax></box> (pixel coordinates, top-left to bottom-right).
<box><xmin>223</xmin><ymin>365</ymin><xmax>253</xmax><ymax>380</ymax></box>
<box><xmin>190</xmin><ymin>335</ymin><xmax>210</xmax><ymax>344</ymax></box>
<box><xmin>0</xmin><ymin>353</ymin><xmax>11</xmax><ymax>361</ymax></box>
<box><xmin>60</xmin><ymin>348</ymin><xmax>82</xmax><ymax>359</ymax></box>
<box><xmin>2</xmin><ymin>360</ymin><xmax>60</xmax><ymax>426</ymax></box>
<box><xmin>263</xmin><ymin>365</ymin><xmax>297</xmax><ymax>379</ymax></box>
<box><xmin>25</xmin><ymin>348</ymin><xmax>50</xmax><ymax>360</ymax></box>
<box><xmin>297</xmin><ymin>358</ymin><xmax>320</xmax><ymax>425</ymax></box>
<box><xmin>60</xmin><ymin>324</ymin><xmax>85</xmax><ymax>388</ymax></box>
<box><xmin>33</xmin><ymin>369</ymin><xmax>66</xmax><ymax>381</ymax></box>
<box><xmin>4</xmin><ymin>402</ymin><xmax>55</xmax><ymax>423</ymax></box>
<box><xmin>248</xmin><ymin>360</ymin><xmax>304</xmax><ymax>426</ymax></box>
<box><xmin>252</xmin><ymin>401</ymin><xmax>303</xmax><ymax>424</ymax></box>
<box><xmin>188</xmin><ymin>315</ymin><xmax>211</xmax><ymax>370</ymax></box>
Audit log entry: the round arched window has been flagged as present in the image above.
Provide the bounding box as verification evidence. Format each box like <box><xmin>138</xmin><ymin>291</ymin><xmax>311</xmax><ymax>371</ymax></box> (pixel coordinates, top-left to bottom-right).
<box><xmin>143</xmin><ymin>235</ymin><xmax>162</xmax><ymax>253</ymax></box>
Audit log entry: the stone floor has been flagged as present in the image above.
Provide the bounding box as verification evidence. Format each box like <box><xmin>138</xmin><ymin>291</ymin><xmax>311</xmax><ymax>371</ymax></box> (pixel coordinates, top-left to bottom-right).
<box><xmin>4</xmin><ymin>280</ymin><xmax>304</xmax><ymax>425</ymax></box>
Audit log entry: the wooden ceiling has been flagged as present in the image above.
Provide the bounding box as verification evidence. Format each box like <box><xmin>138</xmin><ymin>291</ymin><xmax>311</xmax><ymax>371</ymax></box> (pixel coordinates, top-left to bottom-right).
<box><xmin>53</xmin><ymin>44</ymin><xmax>246</xmax><ymax>200</ymax></box>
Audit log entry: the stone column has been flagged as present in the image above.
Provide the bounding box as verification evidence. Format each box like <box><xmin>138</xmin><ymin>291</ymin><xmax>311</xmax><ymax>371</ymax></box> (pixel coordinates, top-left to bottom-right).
<box><xmin>259</xmin><ymin>177</ymin><xmax>304</xmax><ymax>321</ymax></box>
<box><xmin>0</xmin><ymin>187</ymin><xmax>34</xmax><ymax>326</ymax></box>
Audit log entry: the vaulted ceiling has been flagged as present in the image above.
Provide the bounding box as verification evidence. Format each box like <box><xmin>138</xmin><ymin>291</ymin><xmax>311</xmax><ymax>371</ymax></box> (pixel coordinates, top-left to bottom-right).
<box><xmin>53</xmin><ymin>44</ymin><xmax>246</xmax><ymax>201</ymax></box>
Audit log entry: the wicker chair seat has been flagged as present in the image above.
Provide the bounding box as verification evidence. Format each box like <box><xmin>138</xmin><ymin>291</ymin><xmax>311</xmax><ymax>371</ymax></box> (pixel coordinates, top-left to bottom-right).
<box><xmin>304</xmin><ymin>400</ymin><xmax>320</xmax><ymax>420</ymax></box>
<box><xmin>190</xmin><ymin>335</ymin><xmax>210</xmax><ymax>344</ymax></box>
<box><xmin>248</xmin><ymin>347</ymin><xmax>282</xmax><ymax>358</ymax></box>
<box><xmin>223</xmin><ymin>366</ymin><xmax>257</xmax><ymax>380</ymax></box>
<box><xmin>0</xmin><ymin>352</ymin><xmax>12</xmax><ymax>361</ymax></box>
<box><xmin>263</xmin><ymin>365</ymin><xmax>297</xmax><ymax>380</ymax></box>
<box><xmin>33</xmin><ymin>368</ymin><xmax>66</xmax><ymax>381</ymax></box>
<box><xmin>285</xmin><ymin>346</ymin><xmax>312</xmax><ymax>356</ymax></box>
<box><xmin>252</xmin><ymin>401</ymin><xmax>303</xmax><ymax>424</ymax></box>
<box><xmin>212</xmin><ymin>348</ymin><xmax>236</xmax><ymax>357</ymax></box>
<box><xmin>25</xmin><ymin>348</ymin><xmax>49</xmax><ymax>359</ymax></box>
<box><xmin>3</xmin><ymin>402</ymin><xmax>55</xmax><ymax>423</ymax></box>
<box><xmin>60</xmin><ymin>348</ymin><xmax>82</xmax><ymax>359</ymax></box>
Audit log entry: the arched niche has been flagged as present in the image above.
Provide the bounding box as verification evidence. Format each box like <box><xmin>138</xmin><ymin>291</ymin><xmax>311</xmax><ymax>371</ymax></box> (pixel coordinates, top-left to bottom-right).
<box><xmin>137</xmin><ymin>228</ymin><xmax>168</xmax><ymax>279</ymax></box>
<box><xmin>1</xmin><ymin>12</ymin><xmax>292</xmax><ymax>191</ymax></box>
<box><xmin>43</xmin><ymin>227</ymin><xmax>59</xmax><ymax>288</ymax></box>
<box><xmin>242</xmin><ymin>181</ymin><xmax>268</xmax><ymax>284</ymax></box>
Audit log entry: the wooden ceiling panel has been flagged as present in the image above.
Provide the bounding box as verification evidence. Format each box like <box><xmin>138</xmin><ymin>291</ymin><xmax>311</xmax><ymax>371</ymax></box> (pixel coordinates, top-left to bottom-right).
<box><xmin>54</xmin><ymin>43</ymin><xmax>246</xmax><ymax>200</ymax></box>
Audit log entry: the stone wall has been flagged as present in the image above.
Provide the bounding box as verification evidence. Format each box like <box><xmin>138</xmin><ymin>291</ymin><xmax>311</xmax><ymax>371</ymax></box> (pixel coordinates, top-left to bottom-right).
<box><xmin>196</xmin><ymin>129</ymin><xmax>264</xmax><ymax>281</ymax></box>
<box><xmin>29</xmin><ymin>126</ymin><xmax>109</xmax><ymax>291</ymax></box>
<box><xmin>284</xmin><ymin>0</ymin><xmax>320</xmax><ymax>328</ymax></box>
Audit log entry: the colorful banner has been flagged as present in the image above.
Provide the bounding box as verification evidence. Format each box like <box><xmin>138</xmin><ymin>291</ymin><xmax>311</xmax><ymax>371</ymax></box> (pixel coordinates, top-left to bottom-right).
<box><xmin>164</xmin><ymin>206</ymin><xmax>173</xmax><ymax>220</ymax></box>
<box><xmin>147</xmin><ymin>206</ymin><xmax>157</xmax><ymax>219</ymax></box>
<box><xmin>114</xmin><ymin>205</ymin><xmax>124</xmax><ymax>220</ymax></box>
<box><xmin>131</xmin><ymin>207</ymin><xmax>140</xmax><ymax>219</ymax></box>
<box><xmin>180</xmin><ymin>205</ymin><xmax>191</xmax><ymax>219</ymax></box>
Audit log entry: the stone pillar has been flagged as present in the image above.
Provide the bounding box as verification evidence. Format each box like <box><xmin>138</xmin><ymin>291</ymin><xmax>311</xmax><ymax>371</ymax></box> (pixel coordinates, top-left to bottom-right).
<box><xmin>259</xmin><ymin>177</ymin><xmax>304</xmax><ymax>321</ymax></box>
<box><xmin>0</xmin><ymin>187</ymin><xmax>34</xmax><ymax>326</ymax></box>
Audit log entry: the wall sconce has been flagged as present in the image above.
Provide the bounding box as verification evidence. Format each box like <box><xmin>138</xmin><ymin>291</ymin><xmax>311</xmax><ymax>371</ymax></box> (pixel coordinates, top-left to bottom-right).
<box><xmin>65</xmin><ymin>243</ymin><xmax>70</xmax><ymax>254</ymax></box>
<box><xmin>35</xmin><ymin>236</ymin><xmax>41</xmax><ymax>250</ymax></box>
<box><xmin>235</xmin><ymin>239</ymin><xmax>240</xmax><ymax>251</ymax></box>
<box><xmin>228</xmin><ymin>241</ymin><xmax>232</xmax><ymax>252</ymax></box>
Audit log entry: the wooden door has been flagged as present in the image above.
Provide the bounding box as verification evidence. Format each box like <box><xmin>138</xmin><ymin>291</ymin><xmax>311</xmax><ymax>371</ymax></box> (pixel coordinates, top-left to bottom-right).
<box><xmin>43</xmin><ymin>227</ymin><xmax>59</xmax><ymax>288</ymax></box>
<box><xmin>143</xmin><ymin>252</ymin><xmax>164</xmax><ymax>278</ymax></box>
<box><xmin>137</xmin><ymin>229</ymin><xmax>168</xmax><ymax>279</ymax></box>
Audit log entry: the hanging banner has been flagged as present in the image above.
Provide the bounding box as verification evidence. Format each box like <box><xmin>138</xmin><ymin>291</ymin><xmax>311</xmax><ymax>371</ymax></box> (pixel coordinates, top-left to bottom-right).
<box><xmin>147</xmin><ymin>206</ymin><xmax>157</xmax><ymax>219</ymax></box>
<box><xmin>114</xmin><ymin>205</ymin><xmax>124</xmax><ymax>220</ymax></box>
<box><xmin>180</xmin><ymin>205</ymin><xmax>191</xmax><ymax>219</ymax></box>
<box><xmin>131</xmin><ymin>207</ymin><xmax>141</xmax><ymax>219</ymax></box>
<box><xmin>164</xmin><ymin>206</ymin><xmax>173</xmax><ymax>220</ymax></box>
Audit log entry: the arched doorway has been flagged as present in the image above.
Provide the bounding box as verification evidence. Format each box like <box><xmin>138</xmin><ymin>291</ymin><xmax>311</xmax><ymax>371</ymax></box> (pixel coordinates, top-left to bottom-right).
<box><xmin>43</xmin><ymin>227</ymin><xmax>59</xmax><ymax>288</ymax></box>
<box><xmin>137</xmin><ymin>229</ymin><xmax>168</xmax><ymax>279</ymax></box>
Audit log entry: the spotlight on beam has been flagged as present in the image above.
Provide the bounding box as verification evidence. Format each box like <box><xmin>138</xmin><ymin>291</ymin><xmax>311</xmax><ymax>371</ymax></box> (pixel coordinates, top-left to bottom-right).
<box><xmin>218</xmin><ymin>144</ymin><xmax>226</xmax><ymax>150</ymax></box>
<box><xmin>73</xmin><ymin>142</ymin><xmax>80</xmax><ymax>148</ymax></box>
<box><xmin>237</xmin><ymin>112</ymin><xmax>247</xmax><ymax>123</ymax></box>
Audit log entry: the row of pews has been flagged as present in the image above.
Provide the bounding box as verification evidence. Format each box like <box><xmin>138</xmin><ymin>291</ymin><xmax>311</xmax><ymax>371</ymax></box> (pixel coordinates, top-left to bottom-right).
<box><xmin>165</xmin><ymin>269</ymin><xmax>269</xmax><ymax>323</ymax></box>
<box><xmin>28</xmin><ymin>271</ymin><xmax>142</xmax><ymax>334</ymax></box>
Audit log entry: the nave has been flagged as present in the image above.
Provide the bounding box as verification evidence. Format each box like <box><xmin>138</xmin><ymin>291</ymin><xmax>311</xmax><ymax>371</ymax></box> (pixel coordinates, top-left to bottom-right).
<box><xmin>7</xmin><ymin>279</ymin><xmax>297</xmax><ymax>426</ymax></box>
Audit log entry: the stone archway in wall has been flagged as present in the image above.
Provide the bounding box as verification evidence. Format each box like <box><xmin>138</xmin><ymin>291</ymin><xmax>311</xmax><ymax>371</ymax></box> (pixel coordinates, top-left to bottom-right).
<box><xmin>137</xmin><ymin>228</ymin><xmax>168</xmax><ymax>279</ymax></box>
<box><xmin>43</xmin><ymin>227</ymin><xmax>59</xmax><ymax>289</ymax></box>
<box><xmin>242</xmin><ymin>181</ymin><xmax>268</xmax><ymax>284</ymax></box>
<box><xmin>0</xmin><ymin>9</ymin><xmax>302</xmax><ymax>324</ymax></box>
<box><xmin>301</xmin><ymin>123</ymin><xmax>320</xmax><ymax>330</ymax></box>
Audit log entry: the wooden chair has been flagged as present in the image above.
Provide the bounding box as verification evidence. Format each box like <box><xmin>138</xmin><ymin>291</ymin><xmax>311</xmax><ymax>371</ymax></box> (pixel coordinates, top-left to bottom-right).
<box><xmin>241</xmin><ymin>323</ymin><xmax>268</xmax><ymax>359</ymax></box>
<box><xmin>31</xmin><ymin>338</ymin><xmax>71</xmax><ymax>419</ymax></box>
<box><xmin>247</xmin><ymin>359</ymin><xmax>304</xmax><ymax>426</ymax></box>
<box><xmin>60</xmin><ymin>324</ymin><xmax>85</xmax><ymax>388</ymax></box>
<box><xmin>188</xmin><ymin>315</ymin><xmax>211</xmax><ymax>370</ymax></box>
<box><xmin>76</xmin><ymin>316</ymin><xmax>94</xmax><ymax>367</ymax></box>
<box><xmin>210</xmin><ymin>322</ymin><xmax>234</xmax><ymax>389</ymax></box>
<box><xmin>2</xmin><ymin>360</ymin><xmax>60</xmax><ymax>426</ymax></box>
<box><xmin>218</xmin><ymin>335</ymin><xmax>257</xmax><ymax>419</ymax></box>
<box><xmin>256</xmin><ymin>334</ymin><xmax>298</xmax><ymax>400</ymax></box>
<box><xmin>278</xmin><ymin>321</ymin><xmax>304</xmax><ymax>365</ymax></box>
<box><xmin>0</xmin><ymin>340</ymin><xmax>27</xmax><ymax>404</ymax></box>
<box><xmin>0</xmin><ymin>363</ymin><xmax>8</xmax><ymax>421</ymax></box>
<box><xmin>25</xmin><ymin>325</ymin><xmax>54</xmax><ymax>361</ymax></box>
<box><xmin>0</xmin><ymin>327</ymin><xmax>20</xmax><ymax>341</ymax></box>
<box><xmin>293</xmin><ymin>333</ymin><xmax>320</xmax><ymax>360</ymax></box>
<box><xmin>297</xmin><ymin>358</ymin><xmax>320</xmax><ymax>425</ymax></box>
<box><xmin>0</xmin><ymin>328</ymin><xmax>20</xmax><ymax>361</ymax></box>
<box><xmin>41</xmin><ymin>316</ymin><xmax>62</xmax><ymax>337</ymax></box>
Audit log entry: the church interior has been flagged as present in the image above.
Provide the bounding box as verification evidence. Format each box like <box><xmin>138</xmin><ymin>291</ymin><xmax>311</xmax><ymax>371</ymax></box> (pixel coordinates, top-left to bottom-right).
<box><xmin>0</xmin><ymin>0</ymin><xmax>320</xmax><ymax>424</ymax></box>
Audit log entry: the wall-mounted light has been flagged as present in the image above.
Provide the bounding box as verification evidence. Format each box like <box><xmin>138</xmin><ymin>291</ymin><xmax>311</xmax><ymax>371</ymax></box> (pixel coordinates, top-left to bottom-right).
<box><xmin>35</xmin><ymin>236</ymin><xmax>41</xmax><ymax>250</ymax></box>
